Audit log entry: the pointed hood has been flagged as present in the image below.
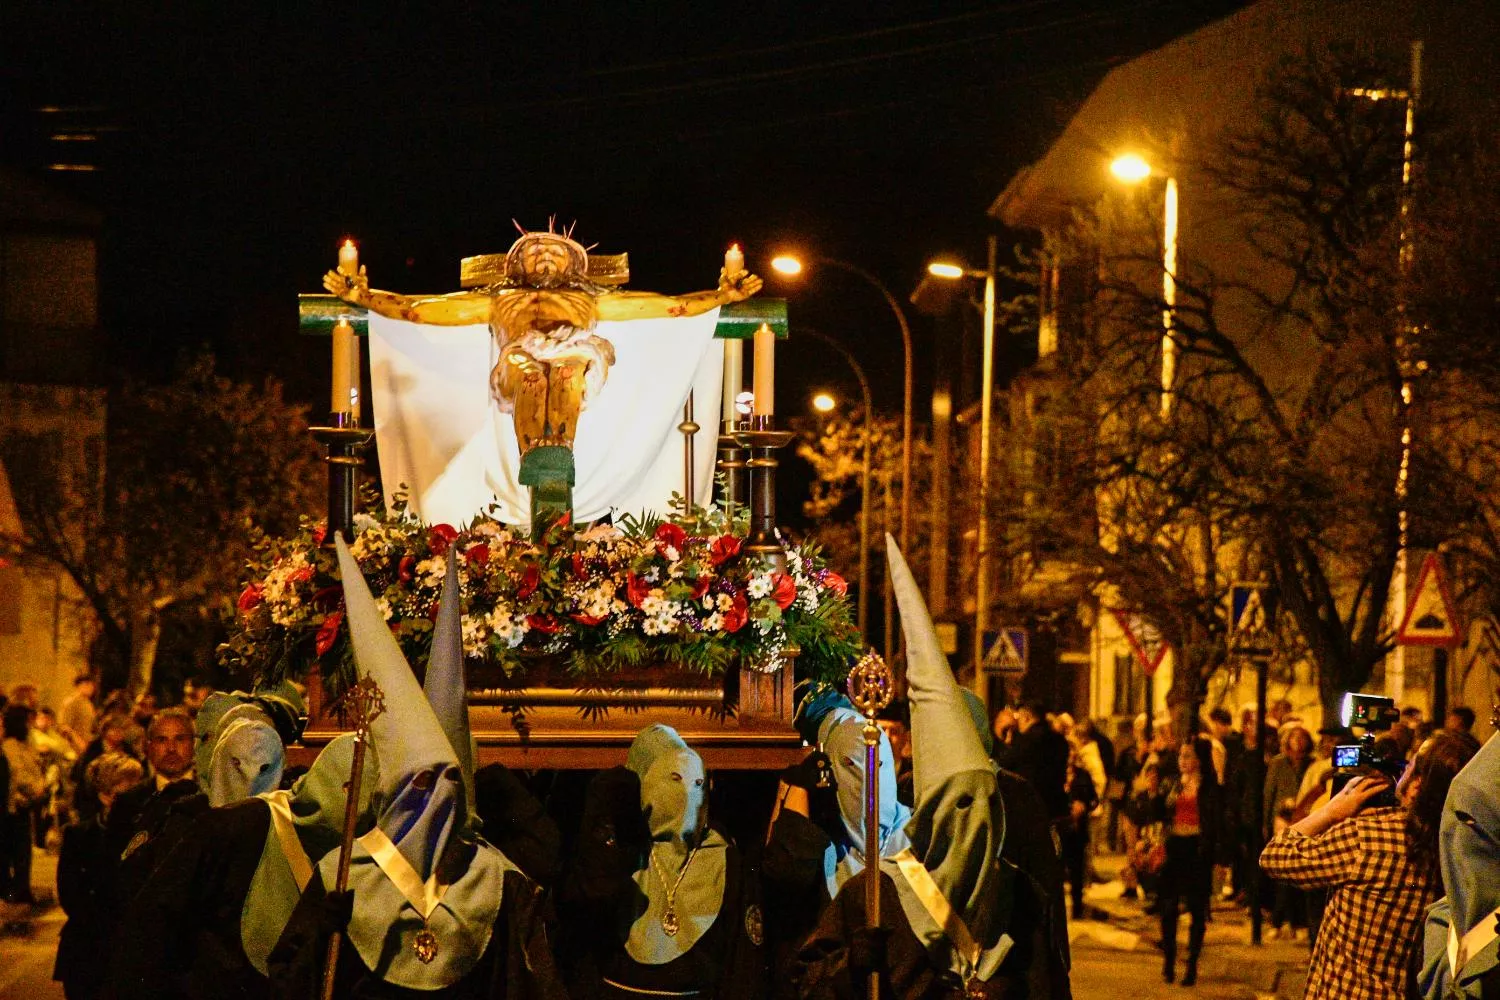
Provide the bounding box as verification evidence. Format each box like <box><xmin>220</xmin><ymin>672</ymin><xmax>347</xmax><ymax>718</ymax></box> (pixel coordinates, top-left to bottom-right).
<box><xmin>194</xmin><ymin>694</ymin><xmax>285</xmax><ymax>807</ymax></box>
<box><xmin>424</xmin><ymin>548</ymin><xmax>477</xmax><ymax>829</ymax></box>
<box><xmin>337</xmin><ymin>535</ymin><xmax>464</xmax><ymax>881</ymax></box>
<box><xmin>1440</xmin><ymin>734</ymin><xmax>1500</xmax><ymax>965</ymax></box>
<box><xmin>886</xmin><ymin>535</ymin><xmax>1012</xmax><ymax>981</ymax></box>
<box><xmin>818</xmin><ymin>706</ymin><xmax>912</xmax><ymax>894</ymax></box>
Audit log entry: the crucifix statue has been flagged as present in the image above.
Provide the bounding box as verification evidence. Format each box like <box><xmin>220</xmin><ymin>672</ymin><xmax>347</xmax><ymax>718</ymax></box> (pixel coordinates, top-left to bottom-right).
<box><xmin>323</xmin><ymin>222</ymin><xmax>761</xmax><ymax>533</ymax></box>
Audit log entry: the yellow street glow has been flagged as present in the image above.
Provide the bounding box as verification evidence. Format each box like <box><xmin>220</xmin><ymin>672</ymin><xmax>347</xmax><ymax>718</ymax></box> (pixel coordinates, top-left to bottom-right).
<box><xmin>1110</xmin><ymin>153</ymin><xmax>1152</xmax><ymax>183</ymax></box>
<box><xmin>927</xmin><ymin>261</ymin><xmax>965</xmax><ymax>279</ymax></box>
<box><xmin>771</xmin><ymin>255</ymin><xmax>803</xmax><ymax>276</ymax></box>
<box><xmin>812</xmin><ymin>392</ymin><xmax>837</xmax><ymax>413</ymax></box>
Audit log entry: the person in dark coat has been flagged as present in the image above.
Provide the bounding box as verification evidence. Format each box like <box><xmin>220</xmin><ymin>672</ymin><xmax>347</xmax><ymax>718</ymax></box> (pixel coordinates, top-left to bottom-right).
<box><xmin>992</xmin><ymin>700</ymin><xmax>1070</xmax><ymax>823</ymax></box>
<box><xmin>54</xmin><ymin>753</ymin><xmax>143</xmax><ymax>1000</ymax></box>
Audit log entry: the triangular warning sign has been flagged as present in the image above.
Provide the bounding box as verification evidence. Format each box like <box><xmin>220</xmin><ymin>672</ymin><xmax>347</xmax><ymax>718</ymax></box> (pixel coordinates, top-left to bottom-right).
<box><xmin>1398</xmin><ymin>553</ymin><xmax>1461</xmax><ymax>647</ymax></box>
<box><xmin>1111</xmin><ymin>610</ymin><xmax>1170</xmax><ymax>677</ymax></box>
<box><xmin>983</xmin><ymin>630</ymin><xmax>1026</xmax><ymax>673</ymax></box>
<box><xmin>1234</xmin><ymin>589</ymin><xmax>1267</xmax><ymax>635</ymax></box>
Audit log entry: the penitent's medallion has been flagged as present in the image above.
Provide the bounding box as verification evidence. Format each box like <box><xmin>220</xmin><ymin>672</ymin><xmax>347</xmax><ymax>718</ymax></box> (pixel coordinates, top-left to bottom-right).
<box><xmin>413</xmin><ymin>928</ymin><xmax>439</xmax><ymax>964</ymax></box>
<box><xmin>661</xmin><ymin>907</ymin><xmax>680</xmax><ymax>936</ymax></box>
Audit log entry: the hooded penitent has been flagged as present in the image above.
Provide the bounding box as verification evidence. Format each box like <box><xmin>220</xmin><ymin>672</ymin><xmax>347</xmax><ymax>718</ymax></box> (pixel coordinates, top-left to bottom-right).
<box><xmin>240</xmin><ymin>732</ymin><xmax>379</xmax><ymax>974</ymax></box>
<box><xmin>1420</xmin><ymin>733</ymin><xmax>1500</xmax><ymax>997</ymax></box>
<box><xmin>623</xmin><ymin>724</ymin><xmax>730</xmax><ymax>964</ymax></box>
<box><xmin>885</xmin><ymin>536</ymin><xmax>1013</xmax><ymax>983</ymax></box>
<box><xmin>194</xmin><ymin>692</ymin><xmax>294</xmax><ymax>807</ymax></box>
<box><xmin>808</xmin><ymin>700</ymin><xmax>912</xmax><ymax>897</ymax></box>
<box><xmin>332</xmin><ymin>539</ymin><xmax>512</xmax><ymax>990</ymax></box>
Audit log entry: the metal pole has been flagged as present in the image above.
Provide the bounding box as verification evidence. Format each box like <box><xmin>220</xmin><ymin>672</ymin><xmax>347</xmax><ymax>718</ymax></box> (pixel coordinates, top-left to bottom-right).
<box><xmin>864</xmin><ymin>720</ymin><xmax>882</xmax><ymax>1000</ymax></box>
<box><xmin>679</xmin><ymin>391</ymin><xmax>698</xmax><ymax>509</ymax></box>
<box><xmin>973</xmin><ymin>236</ymin><xmax>998</xmax><ymax>694</ymax></box>
<box><xmin>322</xmin><ymin>729</ymin><xmax>370</xmax><ymax>1000</ymax></box>
<box><xmin>1250</xmin><ymin>652</ymin><xmax>1270</xmax><ymax>946</ymax></box>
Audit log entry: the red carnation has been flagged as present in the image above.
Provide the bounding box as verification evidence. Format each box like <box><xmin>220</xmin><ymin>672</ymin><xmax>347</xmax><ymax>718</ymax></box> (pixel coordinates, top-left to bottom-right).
<box><xmin>821</xmin><ymin>571</ymin><xmax>848</xmax><ymax>597</ymax></box>
<box><xmin>517</xmin><ymin>564</ymin><xmax>541</xmax><ymax>600</ymax></box>
<box><xmin>428</xmin><ymin>523</ymin><xmax>459</xmax><ymax>556</ymax></box>
<box><xmin>315</xmin><ymin>611</ymin><xmax>343</xmax><ymax>657</ymax></box>
<box><xmin>237</xmin><ymin>584</ymin><xmax>263</xmax><ymax>613</ymax></box>
<box><xmin>771</xmin><ymin>573</ymin><xmax>797</xmax><ymax>611</ymax></box>
<box><xmin>571</xmin><ymin>553</ymin><xmax>588</xmax><ymax>580</ymax></box>
<box><xmin>526</xmin><ymin>614</ymin><xmax>562</xmax><ymax>634</ymax></box>
<box><xmin>291</xmin><ymin>566</ymin><xmax>314</xmax><ymax>585</ymax></box>
<box><xmin>654</xmin><ymin>522</ymin><xmax>688</xmax><ymax>556</ymax></box>
<box><xmin>709</xmin><ymin>534</ymin><xmax>742</xmax><ymax>568</ymax></box>
<box><xmin>570</xmin><ymin>612</ymin><xmax>607</xmax><ymax>626</ymax></box>
<box><xmin>626</xmin><ymin>573</ymin><xmax>652</xmax><ymax>608</ymax></box>
<box><xmin>311</xmin><ymin>524</ymin><xmax>328</xmax><ymax>547</ymax></box>
<box><xmin>398</xmin><ymin>554</ymin><xmax>416</xmax><ymax>583</ymax></box>
<box><xmin>722</xmin><ymin>593</ymin><xmax>749</xmax><ymax>633</ymax></box>
<box><xmin>464</xmin><ymin>543</ymin><xmax>490</xmax><ymax>568</ymax></box>
<box><xmin>691</xmin><ymin>576</ymin><xmax>711</xmax><ymax>601</ymax></box>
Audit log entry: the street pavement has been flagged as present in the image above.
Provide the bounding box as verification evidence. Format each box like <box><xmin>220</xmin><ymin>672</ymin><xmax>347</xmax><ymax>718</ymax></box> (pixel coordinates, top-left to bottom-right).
<box><xmin>0</xmin><ymin>845</ymin><xmax>1313</xmax><ymax>1000</ymax></box>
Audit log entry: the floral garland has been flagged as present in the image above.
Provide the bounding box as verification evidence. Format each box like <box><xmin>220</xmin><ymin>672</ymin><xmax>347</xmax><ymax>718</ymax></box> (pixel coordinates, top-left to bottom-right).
<box><xmin>220</xmin><ymin>497</ymin><xmax>862</xmax><ymax>698</ymax></box>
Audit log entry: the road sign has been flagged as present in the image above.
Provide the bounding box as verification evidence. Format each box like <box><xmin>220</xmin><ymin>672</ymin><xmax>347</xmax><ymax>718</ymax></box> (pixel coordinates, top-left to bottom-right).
<box><xmin>982</xmin><ymin>628</ymin><xmax>1028</xmax><ymax>674</ymax></box>
<box><xmin>1231</xmin><ymin>582</ymin><xmax>1277</xmax><ymax>657</ymax></box>
<box><xmin>1398</xmin><ymin>553</ymin><xmax>1462</xmax><ymax>647</ymax></box>
<box><xmin>1111</xmin><ymin>610</ymin><xmax>1169</xmax><ymax>676</ymax></box>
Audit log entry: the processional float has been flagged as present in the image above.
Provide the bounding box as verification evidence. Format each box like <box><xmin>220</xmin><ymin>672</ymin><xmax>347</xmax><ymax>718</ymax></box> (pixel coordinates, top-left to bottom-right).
<box><xmin>230</xmin><ymin>224</ymin><xmax>865</xmax><ymax>768</ymax></box>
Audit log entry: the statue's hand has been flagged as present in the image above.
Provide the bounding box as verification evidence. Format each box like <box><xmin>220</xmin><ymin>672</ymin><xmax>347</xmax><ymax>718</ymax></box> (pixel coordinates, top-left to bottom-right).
<box><xmin>322</xmin><ymin>267</ymin><xmax>369</xmax><ymax>304</ymax></box>
<box><xmin>718</xmin><ymin>268</ymin><xmax>763</xmax><ymax>302</ymax></box>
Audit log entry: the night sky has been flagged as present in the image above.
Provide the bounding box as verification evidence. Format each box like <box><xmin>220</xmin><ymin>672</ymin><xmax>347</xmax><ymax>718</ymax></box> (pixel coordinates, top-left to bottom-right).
<box><xmin>2</xmin><ymin>0</ymin><xmax>1249</xmax><ymax>418</ymax></box>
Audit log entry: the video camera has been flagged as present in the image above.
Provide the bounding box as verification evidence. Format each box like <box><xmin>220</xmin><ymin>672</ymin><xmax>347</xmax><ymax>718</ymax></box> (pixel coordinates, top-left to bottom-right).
<box><xmin>1330</xmin><ymin>693</ymin><xmax>1405</xmax><ymax>808</ymax></box>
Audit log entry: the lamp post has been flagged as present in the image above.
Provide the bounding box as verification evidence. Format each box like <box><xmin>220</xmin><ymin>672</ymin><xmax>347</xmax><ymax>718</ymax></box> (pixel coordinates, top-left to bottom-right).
<box><xmin>1110</xmin><ymin>152</ymin><xmax>1179</xmax><ymax>419</ymax></box>
<box><xmin>926</xmin><ymin>238</ymin><xmax>997</xmax><ymax>697</ymax></box>
<box><xmin>772</xmin><ymin>254</ymin><xmax>913</xmax><ymax>664</ymax></box>
<box><xmin>800</xmin><ymin>328</ymin><xmax>875</xmax><ymax>641</ymax></box>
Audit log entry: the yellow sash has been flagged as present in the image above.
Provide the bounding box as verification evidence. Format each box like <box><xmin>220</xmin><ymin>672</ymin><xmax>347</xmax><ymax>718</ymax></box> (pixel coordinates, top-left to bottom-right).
<box><xmin>356</xmin><ymin>827</ymin><xmax>451</xmax><ymax>920</ymax></box>
<box><xmin>890</xmin><ymin>848</ymin><xmax>982</xmax><ymax>981</ymax></box>
<box><xmin>262</xmin><ymin>790</ymin><xmax>314</xmax><ymax>891</ymax></box>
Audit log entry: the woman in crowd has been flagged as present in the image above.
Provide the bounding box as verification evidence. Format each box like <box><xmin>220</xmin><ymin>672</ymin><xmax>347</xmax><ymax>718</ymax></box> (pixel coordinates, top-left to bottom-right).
<box><xmin>1263</xmin><ymin>729</ymin><xmax>1479</xmax><ymax>1000</ymax></box>
<box><xmin>54</xmin><ymin>752</ymin><xmax>143</xmax><ymax>1000</ymax></box>
<box><xmin>1262</xmin><ymin>723</ymin><xmax>1313</xmax><ymax>939</ymax></box>
<box><xmin>2</xmin><ymin>702</ymin><xmax>46</xmax><ymax>904</ymax></box>
<box><xmin>1153</xmin><ymin>738</ymin><xmax>1220</xmax><ymax>986</ymax></box>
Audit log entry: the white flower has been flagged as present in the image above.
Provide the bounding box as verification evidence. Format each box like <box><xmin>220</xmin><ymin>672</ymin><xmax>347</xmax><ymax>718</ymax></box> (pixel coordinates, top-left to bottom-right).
<box><xmin>748</xmin><ymin>574</ymin><xmax>772</xmax><ymax>599</ymax></box>
<box><xmin>375</xmin><ymin>598</ymin><xmax>394</xmax><ymax>622</ymax></box>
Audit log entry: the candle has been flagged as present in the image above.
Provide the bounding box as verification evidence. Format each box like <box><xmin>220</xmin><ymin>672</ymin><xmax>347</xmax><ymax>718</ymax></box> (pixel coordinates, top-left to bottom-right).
<box><xmin>724</xmin><ymin>242</ymin><xmax>744</xmax><ymax>278</ymax></box>
<box><xmin>752</xmin><ymin>322</ymin><xmax>775</xmax><ymax>417</ymax></box>
<box><xmin>338</xmin><ymin>239</ymin><xmax>359</xmax><ymax>277</ymax></box>
<box><xmin>349</xmin><ymin>332</ymin><xmax>363</xmax><ymax>424</ymax></box>
<box><xmin>332</xmin><ymin>319</ymin><xmax>356</xmax><ymax>417</ymax></box>
<box><xmin>722</xmin><ymin>339</ymin><xmax>743</xmax><ymax>423</ymax></box>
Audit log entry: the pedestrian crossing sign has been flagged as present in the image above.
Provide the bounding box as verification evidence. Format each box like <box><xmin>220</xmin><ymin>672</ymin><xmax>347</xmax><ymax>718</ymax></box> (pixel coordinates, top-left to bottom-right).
<box><xmin>1397</xmin><ymin>553</ymin><xmax>1461</xmax><ymax>647</ymax></box>
<box><xmin>1230</xmin><ymin>582</ymin><xmax>1276</xmax><ymax>657</ymax></box>
<box><xmin>982</xmin><ymin>628</ymin><xmax>1028</xmax><ymax>674</ymax></box>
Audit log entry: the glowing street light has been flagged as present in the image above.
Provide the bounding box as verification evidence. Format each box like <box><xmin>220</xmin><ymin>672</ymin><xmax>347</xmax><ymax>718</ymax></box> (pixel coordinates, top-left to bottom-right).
<box><xmin>770</xmin><ymin>255</ymin><xmax>803</xmax><ymax>276</ymax></box>
<box><xmin>926</xmin><ymin>261</ymin><xmax>966</xmax><ymax>280</ymax></box>
<box><xmin>1109</xmin><ymin>152</ymin><xmax>1153</xmax><ymax>183</ymax></box>
<box><xmin>811</xmin><ymin>391</ymin><xmax>837</xmax><ymax>414</ymax></box>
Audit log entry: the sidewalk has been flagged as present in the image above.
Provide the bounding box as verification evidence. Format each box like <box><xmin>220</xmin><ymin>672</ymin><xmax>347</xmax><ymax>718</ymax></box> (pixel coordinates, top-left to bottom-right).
<box><xmin>0</xmin><ymin>847</ymin><xmax>65</xmax><ymax>1000</ymax></box>
<box><xmin>1067</xmin><ymin>853</ymin><xmax>1310</xmax><ymax>999</ymax></box>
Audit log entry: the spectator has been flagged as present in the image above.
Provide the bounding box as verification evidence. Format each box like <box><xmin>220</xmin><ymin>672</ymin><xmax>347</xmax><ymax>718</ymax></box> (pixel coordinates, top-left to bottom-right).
<box><xmin>1267</xmin><ymin>698</ymin><xmax>1294</xmax><ymax>729</ymax></box>
<box><xmin>992</xmin><ymin>699</ymin><xmax>1071</xmax><ymax>822</ymax></box>
<box><xmin>57</xmin><ymin>674</ymin><xmax>97</xmax><ymax>752</ymax></box>
<box><xmin>1061</xmin><ymin>747</ymin><xmax>1101</xmax><ymax>920</ymax></box>
<box><xmin>53</xmin><ymin>752</ymin><xmax>143</xmax><ymax>1000</ymax></box>
<box><xmin>1445</xmin><ymin>706</ymin><xmax>1475</xmax><ymax>734</ymax></box>
<box><xmin>1071</xmin><ymin>719</ymin><xmax>1109</xmax><ymax>809</ymax></box>
<box><xmin>30</xmin><ymin>707</ymin><xmax>75</xmax><ymax>846</ymax></box>
<box><xmin>1263</xmin><ymin>729</ymin><xmax>1479</xmax><ymax>1000</ymax></box>
<box><xmin>875</xmin><ymin>698</ymin><xmax>913</xmax><ymax>807</ymax></box>
<box><xmin>2</xmin><ymin>703</ymin><xmax>46</xmax><ymax>904</ymax></box>
<box><xmin>1231</xmin><ymin>723</ymin><xmax>1273</xmax><ymax>905</ymax></box>
<box><xmin>1401</xmin><ymin>705</ymin><xmax>1425</xmax><ymax>734</ymax></box>
<box><xmin>1154</xmin><ymin>738</ymin><xmax>1220</xmax><ymax>986</ymax></box>
<box><xmin>1114</xmin><ymin>714</ymin><xmax>1148</xmax><ymax>893</ymax></box>
<box><xmin>1264</xmin><ymin>723</ymin><xmax>1314</xmax><ymax>940</ymax></box>
<box><xmin>9</xmin><ymin>683</ymin><xmax>40</xmax><ymax>711</ymax></box>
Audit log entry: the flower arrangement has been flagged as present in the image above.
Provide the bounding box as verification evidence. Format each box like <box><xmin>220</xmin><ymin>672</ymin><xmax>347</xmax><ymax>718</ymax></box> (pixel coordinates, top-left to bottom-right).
<box><xmin>220</xmin><ymin>495</ymin><xmax>862</xmax><ymax>699</ymax></box>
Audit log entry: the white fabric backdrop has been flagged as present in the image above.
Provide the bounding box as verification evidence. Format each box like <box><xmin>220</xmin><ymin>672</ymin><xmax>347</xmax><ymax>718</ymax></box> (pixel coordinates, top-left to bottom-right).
<box><xmin>367</xmin><ymin>310</ymin><xmax>723</xmax><ymax>527</ymax></box>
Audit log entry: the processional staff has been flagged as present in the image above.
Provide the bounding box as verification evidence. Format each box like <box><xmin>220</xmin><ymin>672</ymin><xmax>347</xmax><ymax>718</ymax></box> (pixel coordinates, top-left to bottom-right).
<box><xmin>847</xmin><ymin>650</ymin><xmax>895</xmax><ymax>1000</ymax></box>
<box><xmin>321</xmin><ymin>676</ymin><xmax>386</xmax><ymax>1000</ymax></box>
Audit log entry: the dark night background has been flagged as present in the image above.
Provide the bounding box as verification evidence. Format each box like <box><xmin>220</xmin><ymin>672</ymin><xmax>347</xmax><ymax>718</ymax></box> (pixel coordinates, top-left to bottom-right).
<box><xmin>1</xmin><ymin>0</ymin><xmax>1248</xmax><ymax>478</ymax></box>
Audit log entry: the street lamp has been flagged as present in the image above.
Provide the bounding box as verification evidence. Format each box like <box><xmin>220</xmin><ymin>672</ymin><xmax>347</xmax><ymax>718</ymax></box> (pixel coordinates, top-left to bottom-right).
<box><xmin>926</xmin><ymin>238</ymin><xmax>998</xmax><ymax>696</ymax></box>
<box><xmin>799</xmin><ymin>330</ymin><xmax>875</xmax><ymax>641</ymax></box>
<box><xmin>1109</xmin><ymin>152</ymin><xmax>1179</xmax><ymax>419</ymax></box>
<box><xmin>770</xmin><ymin>252</ymin><xmax>914</xmax><ymax>663</ymax></box>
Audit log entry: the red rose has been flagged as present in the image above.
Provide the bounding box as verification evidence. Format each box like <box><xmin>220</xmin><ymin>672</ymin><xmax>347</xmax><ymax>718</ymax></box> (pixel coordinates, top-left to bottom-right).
<box><xmin>691</xmin><ymin>576</ymin><xmax>711</xmax><ymax>601</ymax></box>
<box><xmin>771</xmin><ymin>573</ymin><xmax>797</xmax><ymax>611</ymax></box>
<box><xmin>465</xmin><ymin>543</ymin><xmax>490</xmax><ymax>568</ymax></box>
<box><xmin>821</xmin><ymin>571</ymin><xmax>848</xmax><ymax>597</ymax></box>
<box><xmin>570</xmin><ymin>612</ymin><xmax>607</xmax><ymax>626</ymax></box>
<box><xmin>571</xmin><ymin>553</ymin><xmax>588</xmax><ymax>580</ymax></box>
<box><xmin>709</xmin><ymin>534</ymin><xmax>742</xmax><ymax>568</ymax></box>
<box><xmin>291</xmin><ymin>565</ymin><xmax>314</xmax><ymax>585</ymax></box>
<box><xmin>315</xmin><ymin>611</ymin><xmax>343</xmax><ymax>657</ymax></box>
<box><xmin>311</xmin><ymin>524</ymin><xmax>328</xmax><ymax>547</ymax></box>
<box><xmin>722</xmin><ymin>593</ymin><xmax>749</xmax><ymax>633</ymax></box>
<box><xmin>398</xmin><ymin>554</ymin><xmax>416</xmax><ymax>583</ymax></box>
<box><xmin>237</xmin><ymin>584</ymin><xmax>263</xmax><ymax>613</ymax></box>
<box><xmin>517</xmin><ymin>564</ymin><xmax>541</xmax><ymax>600</ymax></box>
<box><xmin>527</xmin><ymin>614</ymin><xmax>562</xmax><ymax>634</ymax></box>
<box><xmin>654</xmin><ymin>522</ymin><xmax>688</xmax><ymax>556</ymax></box>
<box><xmin>626</xmin><ymin>573</ymin><xmax>652</xmax><ymax>608</ymax></box>
<box><xmin>428</xmin><ymin>523</ymin><xmax>459</xmax><ymax>556</ymax></box>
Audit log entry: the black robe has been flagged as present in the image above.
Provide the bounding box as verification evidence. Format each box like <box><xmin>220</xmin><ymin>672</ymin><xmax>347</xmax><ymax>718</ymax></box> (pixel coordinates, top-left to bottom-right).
<box><xmin>55</xmin><ymin>816</ymin><xmax>114</xmax><ymax>1000</ymax></box>
<box><xmin>762</xmin><ymin>809</ymin><xmax>836</xmax><ymax>1000</ymax></box>
<box><xmin>105</xmin><ymin>777</ymin><xmax>208</xmax><ymax>913</ymax></box>
<box><xmin>104</xmin><ymin>797</ymin><xmax>274</xmax><ymax>1000</ymax></box>
<box><xmin>267</xmin><ymin>865</ymin><xmax>568</xmax><ymax>1000</ymax></box>
<box><xmin>792</xmin><ymin>770</ymin><xmax>1071</xmax><ymax>1000</ymax></box>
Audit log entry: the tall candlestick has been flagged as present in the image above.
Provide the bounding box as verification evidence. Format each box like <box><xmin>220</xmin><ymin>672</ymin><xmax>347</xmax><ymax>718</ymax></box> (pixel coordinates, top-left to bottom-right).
<box><xmin>332</xmin><ymin>319</ymin><xmax>356</xmax><ymax>417</ymax></box>
<box><xmin>725</xmin><ymin>242</ymin><xmax>744</xmax><ymax>277</ymax></box>
<box><xmin>753</xmin><ymin>322</ymin><xmax>775</xmax><ymax>417</ymax></box>
<box><xmin>338</xmin><ymin>239</ymin><xmax>359</xmax><ymax>277</ymax></box>
<box><xmin>722</xmin><ymin>339</ymin><xmax>744</xmax><ymax>423</ymax></box>
<box><xmin>349</xmin><ymin>332</ymin><xmax>362</xmax><ymax>424</ymax></box>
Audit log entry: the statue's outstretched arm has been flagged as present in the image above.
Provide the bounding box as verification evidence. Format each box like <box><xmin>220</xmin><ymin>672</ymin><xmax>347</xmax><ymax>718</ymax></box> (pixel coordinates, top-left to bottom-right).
<box><xmin>596</xmin><ymin>269</ymin><xmax>763</xmax><ymax>321</ymax></box>
<box><xmin>322</xmin><ymin>268</ymin><xmax>492</xmax><ymax>325</ymax></box>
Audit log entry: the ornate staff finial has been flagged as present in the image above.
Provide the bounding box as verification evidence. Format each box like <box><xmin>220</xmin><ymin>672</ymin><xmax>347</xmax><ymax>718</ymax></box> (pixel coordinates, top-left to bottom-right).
<box><xmin>338</xmin><ymin>675</ymin><xmax>387</xmax><ymax>741</ymax></box>
<box><xmin>847</xmin><ymin>650</ymin><xmax>894</xmax><ymax>719</ymax></box>
<box><xmin>846</xmin><ymin>649</ymin><xmax>894</xmax><ymax>1000</ymax></box>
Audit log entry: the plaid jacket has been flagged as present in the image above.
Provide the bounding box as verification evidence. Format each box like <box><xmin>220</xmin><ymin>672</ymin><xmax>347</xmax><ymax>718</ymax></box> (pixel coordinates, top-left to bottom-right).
<box><xmin>1261</xmin><ymin>806</ymin><xmax>1437</xmax><ymax>1000</ymax></box>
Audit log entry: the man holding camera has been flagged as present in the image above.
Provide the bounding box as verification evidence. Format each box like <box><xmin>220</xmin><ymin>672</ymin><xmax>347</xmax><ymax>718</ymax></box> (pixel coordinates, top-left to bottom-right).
<box><xmin>1261</xmin><ymin>724</ymin><xmax>1478</xmax><ymax>1000</ymax></box>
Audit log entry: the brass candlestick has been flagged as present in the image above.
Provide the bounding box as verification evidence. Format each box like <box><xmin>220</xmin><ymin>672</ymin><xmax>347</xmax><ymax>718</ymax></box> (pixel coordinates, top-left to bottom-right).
<box><xmin>717</xmin><ymin>418</ymin><xmax>749</xmax><ymax>521</ymax></box>
<box><xmin>735</xmin><ymin>416</ymin><xmax>794</xmax><ymax>570</ymax></box>
<box><xmin>310</xmin><ymin>420</ymin><xmax>375</xmax><ymax>546</ymax></box>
